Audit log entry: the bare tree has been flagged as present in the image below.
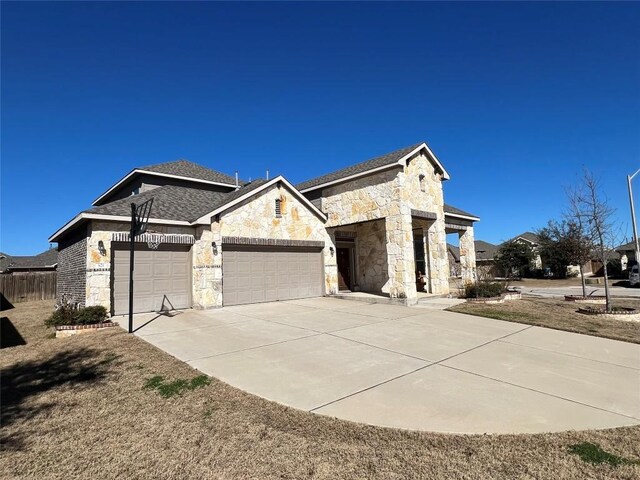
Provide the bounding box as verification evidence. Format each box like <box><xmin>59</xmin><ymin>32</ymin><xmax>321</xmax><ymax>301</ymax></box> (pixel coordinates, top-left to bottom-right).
<box><xmin>567</xmin><ymin>170</ymin><xmax>620</xmax><ymax>311</ymax></box>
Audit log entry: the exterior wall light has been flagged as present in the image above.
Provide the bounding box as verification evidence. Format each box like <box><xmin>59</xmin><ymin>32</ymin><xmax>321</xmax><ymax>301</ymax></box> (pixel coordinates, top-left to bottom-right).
<box><xmin>329</xmin><ymin>246</ymin><xmax>335</xmax><ymax>256</ymax></box>
<box><xmin>212</xmin><ymin>241</ymin><xmax>218</xmax><ymax>256</ymax></box>
<box><xmin>98</xmin><ymin>240</ymin><xmax>107</xmax><ymax>256</ymax></box>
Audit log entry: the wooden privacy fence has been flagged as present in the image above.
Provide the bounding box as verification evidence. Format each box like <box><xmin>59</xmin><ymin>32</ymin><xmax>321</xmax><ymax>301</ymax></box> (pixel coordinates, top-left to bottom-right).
<box><xmin>0</xmin><ymin>272</ymin><xmax>57</xmax><ymax>303</ymax></box>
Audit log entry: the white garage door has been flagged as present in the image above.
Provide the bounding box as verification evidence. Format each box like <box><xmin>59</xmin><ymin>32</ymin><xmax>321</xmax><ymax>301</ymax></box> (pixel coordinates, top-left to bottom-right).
<box><xmin>112</xmin><ymin>244</ymin><xmax>191</xmax><ymax>315</ymax></box>
<box><xmin>222</xmin><ymin>246</ymin><xmax>323</xmax><ymax>306</ymax></box>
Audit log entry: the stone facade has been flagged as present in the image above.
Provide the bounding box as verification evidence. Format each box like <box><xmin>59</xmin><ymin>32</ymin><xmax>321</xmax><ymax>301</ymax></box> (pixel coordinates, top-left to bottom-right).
<box><xmin>353</xmin><ymin>220</ymin><xmax>387</xmax><ymax>292</ymax></box>
<box><xmin>191</xmin><ymin>225</ymin><xmax>221</xmax><ymax>309</ymax></box>
<box><xmin>219</xmin><ymin>183</ymin><xmax>338</xmax><ymax>297</ymax></box>
<box><xmin>84</xmin><ymin>221</ymin><xmax>196</xmax><ymax>312</ymax></box>
<box><xmin>458</xmin><ymin>227</ymin><xmax>477</xmax><ymax>284</ymax></box>
<box><xmin>318</xmin><ymin>152</ymin><xmax>455</xmax><ymax>303</ymax></box>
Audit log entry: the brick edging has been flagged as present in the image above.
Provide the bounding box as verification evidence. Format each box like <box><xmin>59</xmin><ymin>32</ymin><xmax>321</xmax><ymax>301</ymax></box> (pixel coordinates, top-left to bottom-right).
<box><xmin>55</xmin><ymin>322</ymin><xmax>119</xmax><ymax>331</ymax></box>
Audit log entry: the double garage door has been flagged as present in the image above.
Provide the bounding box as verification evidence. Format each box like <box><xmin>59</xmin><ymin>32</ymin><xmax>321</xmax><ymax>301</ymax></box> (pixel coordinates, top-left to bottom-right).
<box><xmin>222</xmin><ymin>245</ymin><xmax>324</xmax><ymax>306</ymax></box>
<box><xmin>112</xmin><ymin>243</ymin><xmax>323</xmax><ymax>313</ymax></box>
<box><xmin>112</xmin><ymin>244</ymin><xmax>191</xmax><ymax>315</ymax></box>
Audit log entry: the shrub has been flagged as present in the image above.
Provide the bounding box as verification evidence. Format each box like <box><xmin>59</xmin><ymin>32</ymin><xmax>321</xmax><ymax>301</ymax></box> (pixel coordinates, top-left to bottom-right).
<box><xmin>75</xmin><ymin>306</ymin><xmax>108</xmax><ymax>325</ymax></box>
<box><xmin>465</xmin><ymin>282</ymin><xmax>505</xmax><ymax>299</ymax></box>
<box><xmin>45</xmin><ymin>305</ymin><xmax>108</xmax><ymax>327</ymax></box>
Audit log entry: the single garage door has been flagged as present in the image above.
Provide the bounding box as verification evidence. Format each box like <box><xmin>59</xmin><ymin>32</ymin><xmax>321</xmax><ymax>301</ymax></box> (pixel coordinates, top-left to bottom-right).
<box><xmin>222</xmin><ymin>245</ymin><xmax>323</xmax><ymax>306</ymax></box>
<box><xmin>112</xmin><ymin>244</ymin><xmax>191</xmax><ymax>315</ymax></box>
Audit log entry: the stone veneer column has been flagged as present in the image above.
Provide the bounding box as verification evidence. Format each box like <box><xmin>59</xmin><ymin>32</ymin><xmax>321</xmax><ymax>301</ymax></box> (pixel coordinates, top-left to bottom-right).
<box><xmin>383</xmin><ymin>212</ymin><xmax>417</xmax><ymax>304</ymax></box>
<box><xmin>85</xmin><ymin>227</ymin><xmax>113</xmax><ymax>311</ymax></box>
<box><xmin>191</xmin><ymin>223</ymin><xmax>222</xmax><ymax>309</ymax></box>
<box><xmin>459</xmin><ymin>226</ymin><xmax>477</xmax><ymax>284</ymax></box>
<box><xmin>324</xmin><ymin>230</ymin><xmax>339</xmax><ymax>295</ymax></box>
<box><xmin>421</xmin><ymin>226</ymin><xmax>432</xmax><ymax>294</ymax></box>
<box><xmin>426</xmin><ymin>219</ymin><xmax>450</xmax><ymax>295</ymax></box>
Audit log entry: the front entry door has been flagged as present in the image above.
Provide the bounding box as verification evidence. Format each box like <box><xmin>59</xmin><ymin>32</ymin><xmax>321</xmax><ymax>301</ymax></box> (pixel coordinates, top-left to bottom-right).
<box><xmin>337</xmin><ymin>247</ymin><xmax>351</xmax><ymax>291</ymax></box>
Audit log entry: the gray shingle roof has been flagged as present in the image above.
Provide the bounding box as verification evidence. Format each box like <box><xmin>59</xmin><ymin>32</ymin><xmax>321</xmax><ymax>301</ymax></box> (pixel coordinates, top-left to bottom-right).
<box><xmin>443</xmin><ymin>204</ymin><xmax>479</xmax><ymax>219</ymax></box>
<box><xmin>512</xmin><ymin>231</ymin><xmax>540</xmax><ymax>244</ymax></box>
<box><xmin>447</xmin><ymin>240</ymin><xmax>498</xmax><ymax>263</ymax></box>
<box><xmin>86</xmin><ymin>180</ymin><xmax>268</xmax><ymax>223</ymax></box>
<box><xmin>296</xmin><ymin>143</ymin><xmax>424</xmax><ymax>191</ymax></box>
<box><xmin>616</xmin><ymin>241</ymin><xmax>636</xmax><ymax>253</ymax></box>
<box><xmin>140</xmin><ymin>159</ymin><xmax>241</xmax><ymax>186</ymax></box>
<box><xmin>474</xmin><ymin>240</ymin><xmax>499</xmax><ymax>261</ymax></box>
<box><xmin>0</xmin><ymin>248</ymin><xmax>58</xmax><ymax>272</ymax></box>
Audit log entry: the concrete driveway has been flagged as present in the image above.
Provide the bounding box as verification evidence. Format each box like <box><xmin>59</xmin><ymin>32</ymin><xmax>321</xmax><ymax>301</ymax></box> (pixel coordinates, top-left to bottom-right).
<box><xmin>123</xmin><ymin>297</ymin><xmax>640</xmax><ymax>434</ymax></box>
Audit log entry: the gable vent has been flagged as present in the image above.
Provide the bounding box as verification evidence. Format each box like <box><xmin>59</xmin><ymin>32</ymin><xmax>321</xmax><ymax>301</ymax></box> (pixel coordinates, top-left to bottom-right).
<box><xmin>275</xmin><ymin>198</ymin><xmax>282</xmax><ymax>217</ymax></box>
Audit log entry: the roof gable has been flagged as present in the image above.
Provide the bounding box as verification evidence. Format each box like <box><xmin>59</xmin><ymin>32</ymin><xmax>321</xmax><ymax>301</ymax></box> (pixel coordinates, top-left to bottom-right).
<box><xmin>193</xmin><ymin>176</ymin><xmax>327</xmax><ymax>224</ymax></box>
<box><xmin>297</xmin><ymin>142</ymin><xmax>450</xmax><ymax>192</ymax></box>
<box><xmin>92</xmin><ymin>159</ymin><xmax>242</xmax><ymax>206</ymax></box>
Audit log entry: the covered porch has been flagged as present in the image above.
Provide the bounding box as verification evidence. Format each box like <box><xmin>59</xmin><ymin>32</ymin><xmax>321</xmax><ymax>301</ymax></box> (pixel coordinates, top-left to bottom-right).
<box><xmin>329</xmin><ymin>209</ymin><xmax>476</xmax><ymax>305</ymax></box>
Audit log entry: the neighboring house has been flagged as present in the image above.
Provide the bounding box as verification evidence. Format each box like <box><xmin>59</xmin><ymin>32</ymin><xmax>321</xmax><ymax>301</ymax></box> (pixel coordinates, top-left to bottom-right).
<box><xmin>615</xmin><ymin>241</ymin><xmax>637</xmax><ymax>271</ymax></box>
<box><xmin>50</xmin><ymin>142</ymin><xmax>479</xmax><ymax>314</ymax></box>
<box><xmin>0</xmin><ymin>248</ymin><xmax>58</xmax><ymax>274</ymax></box>
<box><xmin>448</xmin><ymin>240</ymin><xmax>498</xmax><ymax>278</ymax></box>
<box><xmin>509</xmin><ymin>231</ymin><xmax>542</xmax><ymax>269</ymax></box>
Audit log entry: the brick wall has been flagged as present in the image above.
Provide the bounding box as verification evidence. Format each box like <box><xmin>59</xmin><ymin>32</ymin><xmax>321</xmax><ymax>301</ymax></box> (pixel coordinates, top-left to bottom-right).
<box><xmin>57</xmin><ymin>226</ymin><xmax>87</xmax><ymax>306</ymax></box>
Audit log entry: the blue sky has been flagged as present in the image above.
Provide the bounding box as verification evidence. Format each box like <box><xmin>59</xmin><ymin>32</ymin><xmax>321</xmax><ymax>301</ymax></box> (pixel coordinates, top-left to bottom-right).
<box><xmin>2</xmin><ymin>2</ymin><xmax>639</xmax><ymax>254</ymax></box>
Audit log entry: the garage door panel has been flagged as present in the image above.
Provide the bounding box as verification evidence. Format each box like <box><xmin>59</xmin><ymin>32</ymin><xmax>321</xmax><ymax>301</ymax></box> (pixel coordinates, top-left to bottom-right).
<box><xmin>112</xmin><ymin>245</ymin><xmax>191</xmax><ymax>315</ymax></box>
<box><xmin>223</xmin><ymin>246</ymin><xmax>322</xmax><ymax>306</ymax></box>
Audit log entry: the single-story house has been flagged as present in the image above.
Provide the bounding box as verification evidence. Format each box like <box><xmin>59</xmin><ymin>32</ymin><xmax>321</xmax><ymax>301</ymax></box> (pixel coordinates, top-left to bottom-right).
<box><xmin>50</xmin><ymin>142</ymin><xmax>480</xmax><ymax>314</ymax></box>
<box><xmin>0</xmin><ymin>248</ymin><xmax>58</xmax><ymax>274</ymax></box>
<box><xmin>448</xmin><ymin>240</ymin><xmax>498</xmax><ymax>278</ymax></box>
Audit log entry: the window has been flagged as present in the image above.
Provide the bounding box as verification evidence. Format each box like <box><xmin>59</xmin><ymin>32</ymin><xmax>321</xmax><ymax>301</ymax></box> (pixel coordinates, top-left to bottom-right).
<box><xmin>419</xmin><ymin>174</ymin><xmax>426</xmax><ymax>192</ymax></box>
<box><xmin>275</xmin><ymin>198</ymin><xmax>282</xmax><ymax>217</ymax></box>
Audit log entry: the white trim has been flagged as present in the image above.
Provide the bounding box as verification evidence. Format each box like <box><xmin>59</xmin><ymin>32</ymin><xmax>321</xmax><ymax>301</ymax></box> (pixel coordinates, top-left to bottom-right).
<box><xmin>92</xmin><ymin>169</ymin><xmax>237</xmax><ymax>206</ymax></box>
<box><xmin>444</xmin><ymin>212</ymin><xmax>480</xmax><ymax>222</ymax></box>
<box><xmin>48</xmin><ymin>212</ymin><xmax>191</xmax><ymax>242</ymax></box>
<box><xmin>299</xmin><ymin>142</ymin><xmax>450</xmax><ymax>193</ymax></box>
<box><xmin>193</xmin><ymin>175</ymin><xmax>328</xmax><ymax>224</ymax></box>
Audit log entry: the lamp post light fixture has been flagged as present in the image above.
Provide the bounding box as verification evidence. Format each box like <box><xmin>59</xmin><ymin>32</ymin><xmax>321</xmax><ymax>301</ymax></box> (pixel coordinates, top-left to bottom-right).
<box><xmin>627</xmin><ymin>169</ymin><xmax>640</xmax><ymax>266</ymax></box>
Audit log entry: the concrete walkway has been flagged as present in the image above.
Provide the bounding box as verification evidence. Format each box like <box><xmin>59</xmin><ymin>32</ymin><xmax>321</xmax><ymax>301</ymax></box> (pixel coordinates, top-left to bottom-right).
<box><xmin>121</xmin><ymin>297</ymin><xmax>640</xmax><ymax>434</ymax></box>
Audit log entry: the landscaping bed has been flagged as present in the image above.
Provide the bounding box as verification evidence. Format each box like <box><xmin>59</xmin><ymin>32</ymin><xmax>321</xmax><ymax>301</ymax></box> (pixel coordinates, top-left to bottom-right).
<box><xmin>2</xmin><ymin>300</ymin><xmax>639</xmax><ymax>479</ymax></box>
<box><xmin>565</xmin><ymin>295</ymin><xmax>607</xmax><ymax>304</ymax></box>
<box><xmin>578</xmin><ymin>306</ymin><xmax>640</xmax><ymax>322</ymax></box>
<box><xmin>449</xmin><ymin>297</ymin><xmax>640</xmax><ymax>344</ymax></box>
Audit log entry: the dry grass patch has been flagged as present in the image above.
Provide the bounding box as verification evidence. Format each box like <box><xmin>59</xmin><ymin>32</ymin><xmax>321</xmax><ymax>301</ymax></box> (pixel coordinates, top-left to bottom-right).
<box><xmin>448</xmin><ymin>297</ymin><xmax>640</xmax><ymax>344</ymax></box>
<box><xmin>1</xmin><ymin>301</ymin><xmax>640</xmax><ymax>479</ymax></box>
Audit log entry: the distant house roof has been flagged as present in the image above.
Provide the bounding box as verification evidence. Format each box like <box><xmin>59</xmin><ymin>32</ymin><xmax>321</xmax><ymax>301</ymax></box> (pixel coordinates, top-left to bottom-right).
<box><xmin>92</xmin><ymin>159</ymin><xmax>242</xmax><ymax>206</ymax></box>
<box><xmin>474</xmin><ymin>240</ymin><xmax>499</xmax><ymax>261</ymax></box>
<box><xmin>616</xmin><ymin>241</ymin><xmax>637</xmax><ymax>253</ymax></box>
<box><xmin>447</xmin><ymin>240</ymin><xmax>497</xmax><ymax>263</ymax></box>
<box><xmin>0</xmin><ymin>248</ymin><xmax>58</xmax><ymax>272</ymax></box>
<box><xmin>511</xmin><ymin>231</ymin><xmax>540</xmax><ymax>244</ymax></box>
<box><xmin>297</xmin><ymin>142</ymin><xmax>450</xmax><ymax>192</ymax></box>
<box><xmin>444</xmin><ymin>204</ymin><xmax>480</xmax><ymax>221</ymax></box>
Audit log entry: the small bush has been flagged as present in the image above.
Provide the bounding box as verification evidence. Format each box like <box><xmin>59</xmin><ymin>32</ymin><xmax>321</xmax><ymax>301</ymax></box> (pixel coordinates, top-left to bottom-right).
<box><xmin>75</xmin><ymin>306</ymin><xmax>108</xmax><ymax>325</ymax></box>
<box><xmin>465</xmin><ymin>282</ymin><xmax>505</xmax><ymax>299</ymax></box>
<box><xmin>45</xmin><ymin>305</ymin><xmax>108</xmax><ymax>327</ymax></box>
